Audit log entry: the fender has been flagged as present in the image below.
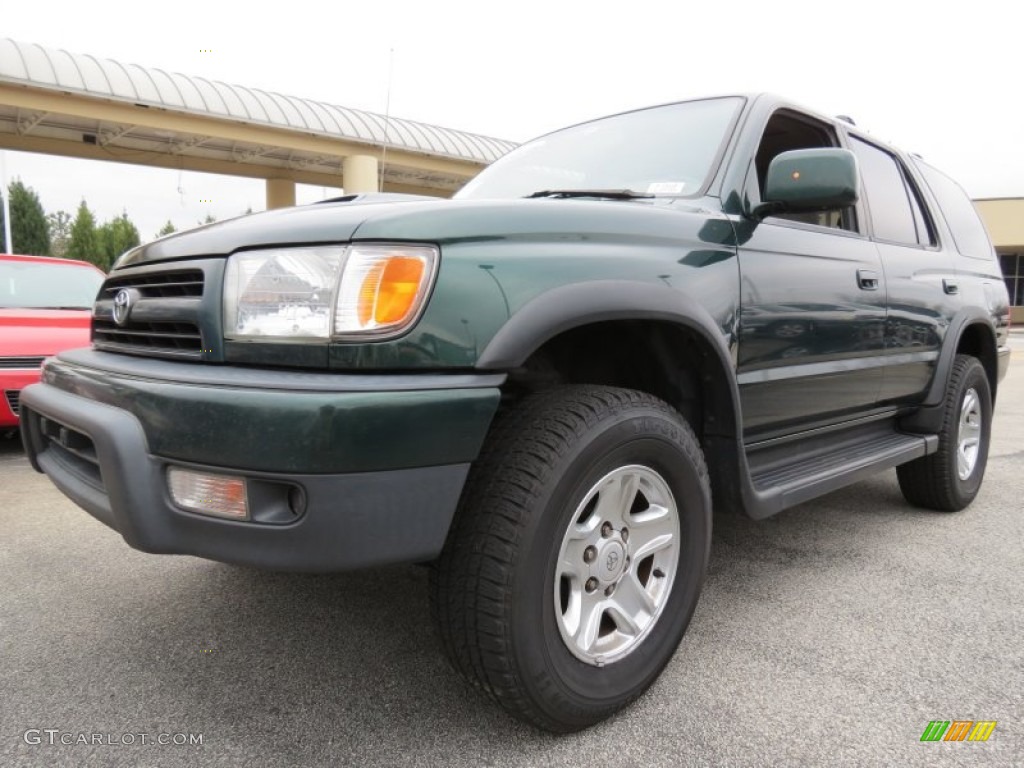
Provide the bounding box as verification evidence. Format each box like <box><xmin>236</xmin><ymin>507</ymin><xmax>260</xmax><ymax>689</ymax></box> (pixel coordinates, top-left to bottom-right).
<box><xmin>474</xmin><ymin>280</ymin><xmax>775</xmax><ymax>518</ymax></box>
<box><xmin>476</xmin><ymin>279</ymin><xmax>744</xmax><ymax>439</ymax></box>
<box><xmin>476</xmin><ymin>279</ymin><xmax>736</xmax><ymax>373</ymax></box>
<box><xmin>901</xmin><ymin>307</ymin><xmax>998</xmax><ymax>434</ymax></box>
<box><xmin>925</xmin><ymin>308</ymin><xmax>997</xmax><ymax>406</ymax></box>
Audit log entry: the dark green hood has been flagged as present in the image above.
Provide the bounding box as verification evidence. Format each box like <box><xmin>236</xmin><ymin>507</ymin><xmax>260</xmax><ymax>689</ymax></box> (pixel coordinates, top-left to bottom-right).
<box><xmin>116</xmin><ymin>197</ymin><xmax>718</xmax><ymax>267</ymax></box>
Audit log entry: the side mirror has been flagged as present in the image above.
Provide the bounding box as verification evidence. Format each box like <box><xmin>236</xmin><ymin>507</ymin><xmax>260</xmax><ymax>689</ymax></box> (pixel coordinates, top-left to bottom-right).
<box><xmin>752</xmin><ymin>148</ymin><xmax>859</xmax><ymax>220</ymax></box>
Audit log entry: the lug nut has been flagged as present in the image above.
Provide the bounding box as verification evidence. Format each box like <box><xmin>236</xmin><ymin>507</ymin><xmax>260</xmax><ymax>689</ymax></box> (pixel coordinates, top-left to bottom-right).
<box><xmin>601</xmin><ymin>522</ymin><xmax>614</xmax><ymax>538</ymax></box>
<box><xmin>583</xmin><ymin>546</ymin><xmax>597</xmax><ymax>563</ymax></box>
<box><xmin>604</xmin><ymin>584</ymin><xmax>616</xmax><ymax>597</ymax></box>
<box><xmin>621</xmin><ymin>527</ymin><xmax>629</xmax><ymax>543</ymax></box>
<box><xmin>585</xmin><ymin>577</ymin><xmax>599</xmax><ymax>592</ymax></box>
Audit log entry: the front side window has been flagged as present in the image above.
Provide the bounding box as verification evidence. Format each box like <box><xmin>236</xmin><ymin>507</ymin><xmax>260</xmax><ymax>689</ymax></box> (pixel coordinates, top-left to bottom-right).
<box><xmin>456</xmin><ymin>97</ymin><xmax>743</xmax><ymax>200</ymax></box>
<box><xmin>753</xmin><ymin>110</ymin><xmax>854</xmax><ymax>230</ymax></box>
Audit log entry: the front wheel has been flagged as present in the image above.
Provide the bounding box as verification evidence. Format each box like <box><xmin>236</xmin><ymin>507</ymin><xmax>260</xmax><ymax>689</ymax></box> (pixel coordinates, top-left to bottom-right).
<box><xmin>898</xmin><ymin>354</ymin><xmax>992</xmax><ymax>511</ymax></box>
<box><xmin>430</xmin><ymin>386</ymin><xmax>711</xmax><ymax>732</ymax></box>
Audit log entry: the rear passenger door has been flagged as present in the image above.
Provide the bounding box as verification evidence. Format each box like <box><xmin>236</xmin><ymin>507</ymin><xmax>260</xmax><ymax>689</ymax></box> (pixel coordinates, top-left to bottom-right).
<box><xmin>847</xmin><ymin>136</ymin><xmax>957</xmax><ymax>403</ymax></box>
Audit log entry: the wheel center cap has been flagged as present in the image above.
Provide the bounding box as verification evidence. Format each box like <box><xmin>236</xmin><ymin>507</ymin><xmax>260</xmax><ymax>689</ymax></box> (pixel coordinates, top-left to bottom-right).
<box><xmin>596</xmin><ymin>540</ymin><xmax>626</xmax><ymax>583</ymax></box>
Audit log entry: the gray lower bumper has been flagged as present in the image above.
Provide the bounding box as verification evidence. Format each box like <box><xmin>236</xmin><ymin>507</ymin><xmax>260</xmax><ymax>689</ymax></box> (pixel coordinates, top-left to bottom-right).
<box><xmin>20</xmin><ymin>382</ymin><xmax>469</xmax><ymax>572</ymax></box>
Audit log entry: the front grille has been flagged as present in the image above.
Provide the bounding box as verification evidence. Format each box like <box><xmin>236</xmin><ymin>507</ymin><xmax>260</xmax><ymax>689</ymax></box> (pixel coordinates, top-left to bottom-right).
<box><xmin>4</xmin><ymin>390</ymin><xmax>18</xmax><ymax>416</ymax></box>
<box><xmin>102</xmin><ymin>270</ymin><xmax>204</xmax><ymax>297</ymax></box>
<box><xmin>92</xmin><ymin>321</ymin><xmax>202</xmax><ymax>352</ymax></box>
<box><xmin>92</xmin><ymin>269</ymin><xmax>205</xmax><ymax>358</ymax></box>
<box><xmin>0</xmin><ymin>356</ymin><xmax>46</xmax><ymax>369</ymax></box>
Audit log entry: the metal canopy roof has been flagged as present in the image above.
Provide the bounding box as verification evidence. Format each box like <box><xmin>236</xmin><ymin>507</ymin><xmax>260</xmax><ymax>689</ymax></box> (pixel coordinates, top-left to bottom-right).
<box><xmin>0</xmin><ymin>38</ymin><xmax>518</xmax><ymax>193</ymax></box>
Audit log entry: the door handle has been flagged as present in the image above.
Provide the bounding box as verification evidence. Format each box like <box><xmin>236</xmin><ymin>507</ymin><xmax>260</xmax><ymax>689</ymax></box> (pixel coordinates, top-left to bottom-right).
<box><xmin>857</xmin><ymin>270</ymin><xmax>879</xmax><ymax>291</ymax></box>
<box><xmin>943</xmin><ymin>279</ymin><xmax>959</xmax><ymax>295</ymax></box>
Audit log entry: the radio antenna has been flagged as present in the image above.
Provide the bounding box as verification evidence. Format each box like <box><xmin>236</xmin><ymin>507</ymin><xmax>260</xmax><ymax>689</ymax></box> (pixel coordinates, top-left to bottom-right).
<box><xmin>378</xmin><ymin>48</ymin><xmax>394</xmax><ymax>193</ymax></box>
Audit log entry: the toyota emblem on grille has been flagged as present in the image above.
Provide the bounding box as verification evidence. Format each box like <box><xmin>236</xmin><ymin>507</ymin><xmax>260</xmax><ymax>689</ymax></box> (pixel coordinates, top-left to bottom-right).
<box><xmin>112</xmin><ymin>288</ymin><xmax>134</xmax><ymax>326</ymax></box>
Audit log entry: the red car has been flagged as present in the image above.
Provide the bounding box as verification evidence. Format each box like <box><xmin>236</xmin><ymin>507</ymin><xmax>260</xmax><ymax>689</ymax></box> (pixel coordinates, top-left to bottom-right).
<box><xmin>1</xmin><ymin>254</ymin><xmax>104</xmax><ymax>431</ymax></box>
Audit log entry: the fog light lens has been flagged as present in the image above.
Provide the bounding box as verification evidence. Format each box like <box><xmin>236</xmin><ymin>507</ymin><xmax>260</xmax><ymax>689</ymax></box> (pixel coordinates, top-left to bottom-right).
<box><xmin>167</xmin><ymin>467</ymin><xmax>249</xmax><ymax>520</ymax></box>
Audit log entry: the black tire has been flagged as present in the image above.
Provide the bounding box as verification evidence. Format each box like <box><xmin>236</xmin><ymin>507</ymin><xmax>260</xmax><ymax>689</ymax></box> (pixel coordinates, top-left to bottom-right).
<box><xmin>430</xmin><ymin>385</ymin><xmax>711</xmax><ymax>732</ymax></box>
<box><xmin>897</xmin><ymin>355</ymin><xmax>992</xmax><ymax>511</ymax></box>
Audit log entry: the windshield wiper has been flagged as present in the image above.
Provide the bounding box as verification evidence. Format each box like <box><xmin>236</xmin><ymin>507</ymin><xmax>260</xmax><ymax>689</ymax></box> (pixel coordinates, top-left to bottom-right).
<box><xmin>524</xmin><ymin>189</ymin><xmax>654</xmax><ymax>200</ymax></box>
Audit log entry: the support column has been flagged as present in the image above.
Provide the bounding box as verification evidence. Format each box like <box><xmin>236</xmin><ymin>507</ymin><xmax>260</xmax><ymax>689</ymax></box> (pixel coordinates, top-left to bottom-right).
<box><xmin>265</xmin><ymin>177</ymin><xmax>296</xmax><ymax>209</ymax></box>
<box><xmin>343</xmin><ymin>154</ymin><xmax>379</xmax><ymax>194</ymax></box>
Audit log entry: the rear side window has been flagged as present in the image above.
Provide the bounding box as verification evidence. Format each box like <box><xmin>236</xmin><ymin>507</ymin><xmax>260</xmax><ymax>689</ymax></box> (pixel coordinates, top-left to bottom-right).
<box><xmin>850</xmin><ymin>138</ymin><xmax>933</xmax><ymax>246</ymax></box>
<box><xmin>914</xmin><ymin>160</ymin><xmax>994</xmax><ymax>261</ymax></box>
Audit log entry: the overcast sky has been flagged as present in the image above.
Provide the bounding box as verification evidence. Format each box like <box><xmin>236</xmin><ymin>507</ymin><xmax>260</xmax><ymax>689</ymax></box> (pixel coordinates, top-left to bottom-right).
<box><xmin>3</xmin><ymin>0</ymin><xmax>1021</xmax><ymax>241</ymax></box>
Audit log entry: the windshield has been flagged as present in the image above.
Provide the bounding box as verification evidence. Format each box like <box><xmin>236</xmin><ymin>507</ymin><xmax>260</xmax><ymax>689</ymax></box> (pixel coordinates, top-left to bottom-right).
<box><xmin>0</xmin><ymin>260</ymin><xmax>104</xmax><ymax>309</ymax></box>
<box><xmin>457</xmin><ymin>97</ymin><xmax>744</xmax><ymax>200</ymax></box>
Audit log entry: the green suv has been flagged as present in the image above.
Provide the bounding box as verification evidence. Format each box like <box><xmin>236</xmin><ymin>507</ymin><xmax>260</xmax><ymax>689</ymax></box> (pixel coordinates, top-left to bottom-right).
<box><xmin>21</xmin><ymin>94</ymin><xmax>1010</xmax><ymax>731</ymax></box>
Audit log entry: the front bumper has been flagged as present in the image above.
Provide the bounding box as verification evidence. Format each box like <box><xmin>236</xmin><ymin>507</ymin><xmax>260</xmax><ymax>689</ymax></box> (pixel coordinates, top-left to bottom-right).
<box><xmin>20</xmin><ymin>349</ymin><xmax>503</xmax><ymax>571</ymax></box>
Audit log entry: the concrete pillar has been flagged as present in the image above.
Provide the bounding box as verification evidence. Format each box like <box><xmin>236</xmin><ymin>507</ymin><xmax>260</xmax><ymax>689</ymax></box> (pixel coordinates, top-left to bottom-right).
<box><xmin>266</xmin><ymin>178</ymin><xmax>296</xmax><ymax>209</ymax></box>
<box><xmin>343</xmin><ymin>154</ymin><xmax>379</xmax><ymax>194</ymax></box>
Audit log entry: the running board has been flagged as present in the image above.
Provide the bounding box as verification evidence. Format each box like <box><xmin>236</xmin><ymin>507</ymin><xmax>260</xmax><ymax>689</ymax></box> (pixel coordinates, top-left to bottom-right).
<box><xmin>745</xmin><ymin>421</ymin><xmax>938</xmax><ymax>515</ymax></box>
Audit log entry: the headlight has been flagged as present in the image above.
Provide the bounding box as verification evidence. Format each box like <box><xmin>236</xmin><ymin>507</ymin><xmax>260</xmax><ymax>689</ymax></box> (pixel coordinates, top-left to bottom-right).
<box><xmin>223</xmin><ymin>244</ymin><xmax>438</xmax><ymax>341</ymax></box>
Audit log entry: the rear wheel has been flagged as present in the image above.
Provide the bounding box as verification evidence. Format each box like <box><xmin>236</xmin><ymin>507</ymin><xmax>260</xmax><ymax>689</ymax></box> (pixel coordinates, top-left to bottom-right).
<box><xmin>898</xmin><ymin>354</ymin><xmax>992</xmax><ymax>511</ymax></box>
<box><xmin>430</xmin><ymin>386</ymin><xmax>711</xmax><ymax>732</ymax></box>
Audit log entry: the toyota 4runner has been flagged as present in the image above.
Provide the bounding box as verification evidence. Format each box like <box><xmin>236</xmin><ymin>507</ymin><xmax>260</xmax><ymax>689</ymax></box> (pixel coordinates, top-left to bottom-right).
<box><xmin>21</xmin><ymin>94</ymin><xmax>1011</xmax><ymax>731</ymax></box>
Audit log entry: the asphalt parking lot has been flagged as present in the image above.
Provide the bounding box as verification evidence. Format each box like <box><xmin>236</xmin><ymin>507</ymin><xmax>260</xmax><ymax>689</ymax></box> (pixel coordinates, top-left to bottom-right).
<box><xmin>2</xmin><ymin>340</ymin><xmax>1022</xmax><ymax>767</ymax></box>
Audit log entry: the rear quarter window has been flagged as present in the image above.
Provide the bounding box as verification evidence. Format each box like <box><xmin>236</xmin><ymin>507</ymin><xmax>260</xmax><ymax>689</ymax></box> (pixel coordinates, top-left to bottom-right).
<box><xmin>913</xmin><ymin>160</ymin><xmax>995</xmax><ymax>261</ymax></box>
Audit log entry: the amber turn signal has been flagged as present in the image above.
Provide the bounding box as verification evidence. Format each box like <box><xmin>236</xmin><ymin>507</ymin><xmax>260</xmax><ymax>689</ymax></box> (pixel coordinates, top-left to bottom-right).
<box><xmin>358</xmin><ymin>256</ymin><xmax>426</xmax><ymax>326</ymax></box>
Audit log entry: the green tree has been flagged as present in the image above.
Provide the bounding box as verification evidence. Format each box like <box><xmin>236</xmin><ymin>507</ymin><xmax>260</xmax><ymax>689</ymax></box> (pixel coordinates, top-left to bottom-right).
<box><xmin>199</xmin><ymin>213</ymin><xmax>217</xmax><ymax>225</ymax></box>
<box><xmin>97</xmin><ymin>212</ymin><xmax>141</xmax><ymax>270</ymax></box>
<box><xmin>157</xmin><ymin>220</ymin><xmax>176</xmax><ymax>237</ymax></box>
<box><xmin>7</xmin><ymin>179</ymin><xmax>51</xmax><ymax>256</ymax></box>
<box><xmin>47</xmin><ymin>210</ymin><xmax>73</xmax><ymax>258</ymax></box>
<box><xmin>66</xmin><ymin>201</ymin><xmax>100</xmax><ymax>267</ymax></box>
